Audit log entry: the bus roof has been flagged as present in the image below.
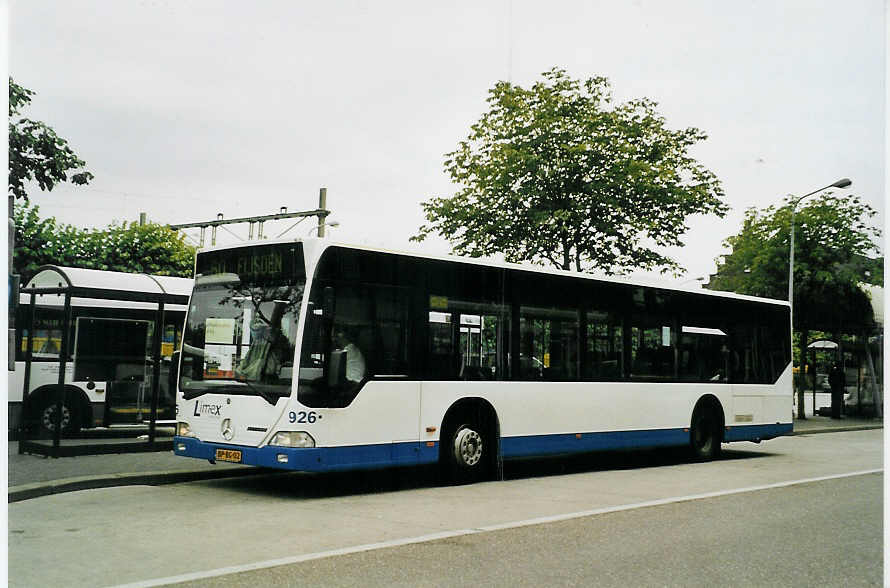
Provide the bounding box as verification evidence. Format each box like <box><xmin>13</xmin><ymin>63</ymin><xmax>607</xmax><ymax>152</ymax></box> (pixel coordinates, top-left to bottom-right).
<box><xmin>195</xmin><ymin>237</ymin><xmax>789</xmax><ymax>308</ymax></box>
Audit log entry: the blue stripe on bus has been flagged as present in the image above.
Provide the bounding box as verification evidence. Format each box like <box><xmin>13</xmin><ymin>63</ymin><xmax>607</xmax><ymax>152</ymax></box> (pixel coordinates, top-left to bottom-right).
<box><xmin>173</xmin><ymin>423</ymin><xmax>792</xmax><ymax>472</ymax></box>
<box><xmin>723</xmin><ymin>422</ymin><xmax>792</xmax><ymax>442</ymax></box>
<box><xmin>501</xmin><ymin>423</ymin><xmax>794</xmax><ymax>458</ymax></box>
<box><xmin>500</xmin><ymin>428</ymin><xmax>691</xmax><ymax>458</ymax></box>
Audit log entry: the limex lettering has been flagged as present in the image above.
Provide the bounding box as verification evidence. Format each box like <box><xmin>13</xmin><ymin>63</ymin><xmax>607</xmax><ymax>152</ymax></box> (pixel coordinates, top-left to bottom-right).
<box><xmin>193</xmin><ymin>402</ymin><xmax>222</xmax><ymax>417</ymax></box>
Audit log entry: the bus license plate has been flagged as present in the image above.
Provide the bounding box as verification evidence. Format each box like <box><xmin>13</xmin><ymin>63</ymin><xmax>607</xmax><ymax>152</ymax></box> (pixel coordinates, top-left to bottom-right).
<box><xmin>215</xmin><ymin>449</ymin><xmax>242</xmax><ymax>463</ymax></box>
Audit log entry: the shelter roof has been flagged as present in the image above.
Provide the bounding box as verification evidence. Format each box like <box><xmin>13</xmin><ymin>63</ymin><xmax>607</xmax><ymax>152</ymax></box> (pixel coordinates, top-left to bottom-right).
<box><xmin>21</xmin><ymin>266</ymin><xmax>192</xmax><ymax>308</ymax></box>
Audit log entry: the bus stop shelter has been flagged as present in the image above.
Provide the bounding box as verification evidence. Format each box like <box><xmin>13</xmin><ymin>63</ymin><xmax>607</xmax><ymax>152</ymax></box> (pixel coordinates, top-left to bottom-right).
<box><xmin>15</xmin><ymin>265</ymin><xmax>191</xmax><ymax>457</ymax></box>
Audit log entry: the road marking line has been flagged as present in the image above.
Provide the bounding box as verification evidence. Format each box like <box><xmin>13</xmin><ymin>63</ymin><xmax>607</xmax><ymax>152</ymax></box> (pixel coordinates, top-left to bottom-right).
<box><xmin>113</xmin><ymin>468</ymin><xmax>883</xmax><ymax>588</ymax></box>
<box><xmin>475</xmin><ymin>468</ymin><xmax>884</xmax><ymax>532</ymax></box>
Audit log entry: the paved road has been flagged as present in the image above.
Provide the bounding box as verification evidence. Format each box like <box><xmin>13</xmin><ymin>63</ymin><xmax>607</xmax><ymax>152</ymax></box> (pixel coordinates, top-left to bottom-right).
<box><xmin>8</xmin><ymin>429</ymin><xmax>883</xmax><ymax>587</ymax></box>
<box><xmin>169</xmin><ymin>473</ymin><xmax>883</xmax><ymax>587</ymax></box>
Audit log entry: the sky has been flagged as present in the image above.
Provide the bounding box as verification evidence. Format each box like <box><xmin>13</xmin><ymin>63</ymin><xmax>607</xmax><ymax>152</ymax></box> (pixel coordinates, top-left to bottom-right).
<box><xmin>7</xmin><ymin>0</ymin><xmax>886</xmax><ymax>282</ymax></box>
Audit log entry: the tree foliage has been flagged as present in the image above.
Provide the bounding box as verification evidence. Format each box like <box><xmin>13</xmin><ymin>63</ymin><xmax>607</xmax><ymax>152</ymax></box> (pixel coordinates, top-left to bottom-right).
<box><xmin>8</xmin><ymin>78</ymin><xmax>94</xmax><ymax>201</ymax></box>
<box><xmin>412</xmin><ymin>68</ymin><xmax>727</xmax><ymax>275</ymax></box>
<box><xmin>14</xmin><ymin>201</ymin><xmax>195</xmax><ymax>281</ymax></box>
<box><xmin>707</xmin><ymin>193</ymin><xmax>881</xmax><ymax>333</ymax></box>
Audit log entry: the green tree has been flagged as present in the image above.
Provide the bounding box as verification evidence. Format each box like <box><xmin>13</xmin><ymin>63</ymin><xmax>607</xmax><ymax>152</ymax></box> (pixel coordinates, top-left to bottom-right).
<box><xmin>412</xmin><ymin>68</ymin><xmax>727</xmax><ymax>275</ymax></box>
<box><xmin>708</xmin><ymin>193</ymin><xmax>880</xmax><ymax>323</ymax></box>
<box><xmin>82</xmin><ymin>221</ymin><xmax>196</xmax><ymax>276</ymax></box>
<box><xmin>8</xmin><ymin>78</ymin><xmax>94</xmax><ymax>201</ymax></box>
<box><xmin>12</xmin><ymin>199</ymin><xmax>76</xmax><ymax>277</ymax></box>
<box><xmin>707</xmin><ymin>194</ymin><xmax>881</xmax><ymax>413</ymax></box>
<box><xmin>13</xmin><ymin>201</ymin><xmax>195</xmax><ymax>280</ymax></box>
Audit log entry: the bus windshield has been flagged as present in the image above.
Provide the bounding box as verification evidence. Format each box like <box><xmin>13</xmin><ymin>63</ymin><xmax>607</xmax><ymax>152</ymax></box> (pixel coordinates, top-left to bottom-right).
<box><xmin>179</xmin><ymin>243</ymin><xmax>305</xmax><ymax>403</ymax></box>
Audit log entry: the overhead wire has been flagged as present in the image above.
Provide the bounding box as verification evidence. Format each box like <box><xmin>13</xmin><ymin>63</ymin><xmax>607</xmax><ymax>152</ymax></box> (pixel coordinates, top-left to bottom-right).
<box><xmin>276</xmin><ymin>217</ymin><xmax>308</xmax><ymax>238</ymax></box>
<box><xmin>221</xmin><ymin>224</ymin><xmax>245</xmax><ymax>241</ymax></box>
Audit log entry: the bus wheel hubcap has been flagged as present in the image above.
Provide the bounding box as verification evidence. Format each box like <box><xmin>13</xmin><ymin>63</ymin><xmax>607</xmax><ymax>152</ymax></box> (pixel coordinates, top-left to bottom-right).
<box><xmin>42</xmin><ymin>405</ymin><xmax>70</xmax><ymax>431</ymax></box>
<box><xmin>453</xmin><ymin>427</ymin><xmax>483</xmax><ymax>467</ymax></box>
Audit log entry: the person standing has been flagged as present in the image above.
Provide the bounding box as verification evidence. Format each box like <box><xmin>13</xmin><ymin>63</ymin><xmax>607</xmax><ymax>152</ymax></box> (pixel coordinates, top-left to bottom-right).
<box><xmin>829</xmin><ymin>361</ymin><xmax>845</xmax><ymax>419</ymax></box>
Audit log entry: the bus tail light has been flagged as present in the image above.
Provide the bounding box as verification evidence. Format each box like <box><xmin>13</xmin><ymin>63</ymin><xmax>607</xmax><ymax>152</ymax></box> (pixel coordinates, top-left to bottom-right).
<box><xmin>270</xmin><ymin>431</ymin><xmax>315</xmax><ymax>448</ymax></box>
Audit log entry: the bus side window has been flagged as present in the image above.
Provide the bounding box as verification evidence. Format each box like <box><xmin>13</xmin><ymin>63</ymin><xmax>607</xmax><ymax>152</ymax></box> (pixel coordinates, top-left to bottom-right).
<box><xmin>519</xmin><ymin>307</ymin><xmax>579</xmax><ymax>382</ymax></box>
<box><xmin>629</xmin><ymin>321</ymin><xmax>675</xmax><ymax>380</ymax></box>
<box><xmin>17</xmin><ymin>307</ymin><xmax>71</xmax><ymax>362</ymax></box>
<box><xmin>371</xmin><ymin>285</ymin><xmax>411</xmax><ymax>377</ymax></box>
<box><xmin>584</xmin><ymin>311</ymin><xmax>624</xmax><ymax>381</ymax></box>
<box><xmin>427</xmin><ymin>298</ymin><xmax>508</xmax><ymax>381</ymax></box>
<box><xmin>678</xmin><ymin>326</ymin><xmax>729</xmax><ymax>382</ymax></box>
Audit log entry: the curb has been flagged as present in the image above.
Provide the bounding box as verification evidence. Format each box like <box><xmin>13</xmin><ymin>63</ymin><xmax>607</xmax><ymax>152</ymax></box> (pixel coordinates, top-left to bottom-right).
<box><xmin>9</xmin><ymin>424</ymin><xmax>882</xmax><ymax>503</ymax></box>
<box><xmin>8</xmin><ymin>467</ymin><xmax>266</xmax><ymax>503</ymax></box>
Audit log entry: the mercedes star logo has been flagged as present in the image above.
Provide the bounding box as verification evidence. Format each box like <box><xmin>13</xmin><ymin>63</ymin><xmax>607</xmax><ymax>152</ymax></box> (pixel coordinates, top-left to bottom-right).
<box><xmin>221</xmin><ymin>418</ymin><xmax>234</xmax><ymax>441</ymax></box>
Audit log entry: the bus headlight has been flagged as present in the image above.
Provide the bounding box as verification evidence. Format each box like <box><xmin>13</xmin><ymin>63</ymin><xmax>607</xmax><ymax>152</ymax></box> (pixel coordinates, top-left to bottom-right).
<box><xmin>176</xmin><ymin>422</ymin><xmax>196</xmax><ymax>437</ymax></box>
<box><xmin>270</xmin><ymin>431</ymin><xmax>315</xmax><ymax>448</ymax></box>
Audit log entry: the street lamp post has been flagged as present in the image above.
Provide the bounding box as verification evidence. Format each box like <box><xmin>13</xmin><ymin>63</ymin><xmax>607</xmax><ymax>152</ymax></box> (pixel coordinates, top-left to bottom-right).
<box><xmin>308</xmin><ymin>221</ymin><xmax>340</xmax><ymax>236</ymax></box>
<box><xmin>788</xmin><ymin>178</ymin><xmax>851</xmax><ymax>419</ymax></box>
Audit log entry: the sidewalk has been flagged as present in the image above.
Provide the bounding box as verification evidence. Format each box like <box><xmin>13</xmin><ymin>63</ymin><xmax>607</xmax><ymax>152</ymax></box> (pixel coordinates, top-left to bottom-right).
<box><xmin>8</xmin><ymin>416</ymin><xmax>882</xmax><ymax>503</ymax></box>
<box><xmin>790</xmin><ymin>414</ymin><xmax>883</xmax><ymax>436</ymax></box>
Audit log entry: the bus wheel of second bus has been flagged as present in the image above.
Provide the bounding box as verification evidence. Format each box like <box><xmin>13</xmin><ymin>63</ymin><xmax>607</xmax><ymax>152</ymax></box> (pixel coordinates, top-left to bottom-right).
<box><xmin>30</xmin><ymin>388</ymin><xmax>84</xmax><ymax>436</ymax></box>
<box><xmin>690</xmin><ymin>401</ymin><xmax>723</xmax><ymax>461</ymax></box>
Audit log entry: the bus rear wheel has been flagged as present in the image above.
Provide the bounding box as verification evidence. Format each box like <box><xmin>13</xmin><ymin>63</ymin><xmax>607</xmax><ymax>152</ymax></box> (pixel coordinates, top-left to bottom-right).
<box><xmin>690</xmin><ymin>406</ymin><xmax>721</xmax><ymax>461</ymax></box>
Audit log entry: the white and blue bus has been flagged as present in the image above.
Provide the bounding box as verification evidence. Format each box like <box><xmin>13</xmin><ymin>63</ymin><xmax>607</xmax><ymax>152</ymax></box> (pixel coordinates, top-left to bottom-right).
<box><xmin>174</xmin><ymin>238</ymin><xmax>792</xmax><ymax>482</ymax></box>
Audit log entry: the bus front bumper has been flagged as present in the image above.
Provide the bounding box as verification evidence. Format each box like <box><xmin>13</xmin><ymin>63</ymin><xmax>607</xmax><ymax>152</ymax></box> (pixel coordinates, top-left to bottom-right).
<box><xmin>173</xmin><ymin>436</ymin><xmax>438</xmax><ymax>472</ymax></box>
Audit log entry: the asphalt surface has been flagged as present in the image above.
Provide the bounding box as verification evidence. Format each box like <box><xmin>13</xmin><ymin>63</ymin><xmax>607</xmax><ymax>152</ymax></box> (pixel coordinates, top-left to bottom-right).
<box><xmin>7</xmin><ymin>415</ymin><xmax>882</xmax><ymax>503</ymax></box>
<box><xmin>167</xmin><ymin>473</ymin><xmax>883</xmax><ymax>588</ymax></box>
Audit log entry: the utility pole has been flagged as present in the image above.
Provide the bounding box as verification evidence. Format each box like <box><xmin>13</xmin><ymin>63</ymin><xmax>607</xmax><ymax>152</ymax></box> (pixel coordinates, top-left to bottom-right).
<box><xmin>317</xmin><ymin>188</ymin><xmax>327</xmax><ymax>238</ymax></box>
<box><xmin>167</xmin><ymin>189</ymin><xmax>331</xmax><ymax>247</ymax></box>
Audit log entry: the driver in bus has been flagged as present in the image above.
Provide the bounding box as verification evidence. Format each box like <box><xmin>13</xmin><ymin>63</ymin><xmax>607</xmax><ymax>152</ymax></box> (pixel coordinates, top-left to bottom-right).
<box><xmin>333</xmin><ymin>326</ymin><xmax>366</xmax><ymax>384</ymax></box>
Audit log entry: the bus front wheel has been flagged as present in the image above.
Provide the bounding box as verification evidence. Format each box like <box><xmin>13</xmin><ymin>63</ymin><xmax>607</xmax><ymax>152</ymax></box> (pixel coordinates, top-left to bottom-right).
<box><xmin>441</xmin><ymin>419</ymin><xmax>492</xmax><ymax>484</ymax></box>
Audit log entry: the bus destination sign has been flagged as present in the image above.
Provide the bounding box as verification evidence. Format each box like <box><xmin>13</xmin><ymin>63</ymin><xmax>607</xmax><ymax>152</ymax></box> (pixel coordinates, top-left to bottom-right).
<box><xmin>197</xmin><ymin>244</ymin><xmax>304</xmax><ymax>284</ymax></box>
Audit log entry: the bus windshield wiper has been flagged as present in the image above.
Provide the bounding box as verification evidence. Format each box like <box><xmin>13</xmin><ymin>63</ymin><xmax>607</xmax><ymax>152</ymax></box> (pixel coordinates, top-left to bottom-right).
<box><xmin>182</xmin><ymin>388</ymin><xmax>207</xmax><ymax>401</ymax></box>
<box><xmin>235</xmin><ymin>377</ymin><xmax>279</xmax><ymax>405</ymax></box>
